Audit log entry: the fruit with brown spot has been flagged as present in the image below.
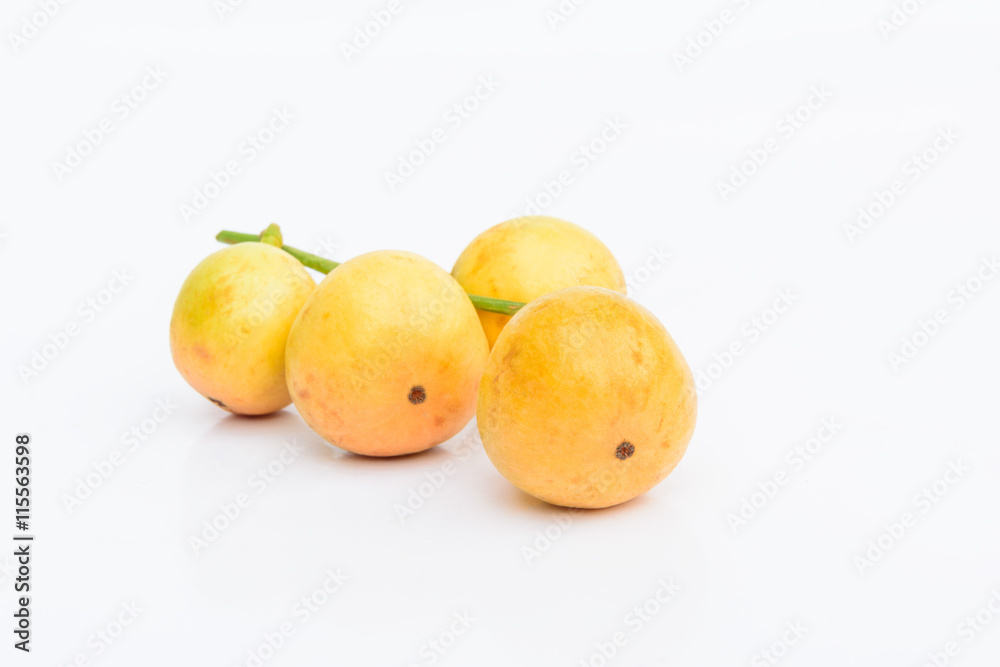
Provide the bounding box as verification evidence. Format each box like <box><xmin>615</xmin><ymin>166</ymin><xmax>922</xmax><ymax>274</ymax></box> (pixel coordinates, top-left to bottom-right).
<box><xmin>477</xmin><ymin>286</ymin><xmax>696</xmax><ymax>508</ymax></box>
<box><xmin>286</xmin><ymin>250</ymin><xmax>489</xmax><ymax>457</ymax></box>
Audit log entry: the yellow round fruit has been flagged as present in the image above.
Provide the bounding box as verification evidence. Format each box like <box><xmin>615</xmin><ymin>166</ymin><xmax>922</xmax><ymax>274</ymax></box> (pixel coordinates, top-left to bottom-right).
<box><xmin>170</xmin><ymin>242</ymin><xmax>316</xmax><ymax>415</ymax></box>
<box><xmin>286</xmin><ymin>250</ymin><xmax>490</xmax><ymax>457</ymax></box>
<box><xmin>478</xmin><ymin>286</ymin><xmax>697</xmax><ymax>508</ymax></box>
<box><xmin>451</xmin><ymin>216</ymin><xmax>626</xmax><ymax>349</ymax></box>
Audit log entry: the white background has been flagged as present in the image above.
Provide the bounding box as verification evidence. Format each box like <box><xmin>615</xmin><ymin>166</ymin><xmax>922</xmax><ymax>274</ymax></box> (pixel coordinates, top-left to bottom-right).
<box><xmin>2</xmin><ymin>1</ymin><xmax>1000</xmax><ymax>665</ymax></box>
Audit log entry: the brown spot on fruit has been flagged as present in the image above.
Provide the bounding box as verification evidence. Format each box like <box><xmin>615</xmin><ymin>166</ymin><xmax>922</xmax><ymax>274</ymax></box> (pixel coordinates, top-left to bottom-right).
<box><xmin>408</xmin><ymin>386</ymin><xmax>426</xmax><ymax>404</ymax></box>
<box><xmin>615</xmin><ymin>441</ymin><xmax>635</xmax><ymax>460</ymax></box>
<box><xmin>501</xmin><ymin>344</ymin><xmax>519</xmax><ymax>368</ymax></box>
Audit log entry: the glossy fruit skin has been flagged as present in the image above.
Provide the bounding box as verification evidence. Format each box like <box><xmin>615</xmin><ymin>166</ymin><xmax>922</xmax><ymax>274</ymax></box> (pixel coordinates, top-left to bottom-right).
<box><xmin>478</xmin><ymin>286</ymin><xmax>697</xmax><ymax>509</ymax></box>
<box><xmin>451</xmin><ymin>216</ymin><xmax>626</xmax><ymax>349</ymax></box>
<box><xmin>170</xmin><ymin>243</ymin><xmax>316</xmax><ymax>415</ymax></box>
<box><xmin>285</xmin><ymin>250</ymin><xmax>490</xmax><ymax>457</ymax></box>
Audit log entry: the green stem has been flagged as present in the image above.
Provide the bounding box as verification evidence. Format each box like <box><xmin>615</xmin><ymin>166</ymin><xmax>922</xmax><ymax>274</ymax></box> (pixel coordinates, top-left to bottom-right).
<box><xmin>465</xmin><ymin>295</ymin><xmax>524</xmax><ymax>316</ymax></box>
<box><xmin>215</xmin><ymin>230</ymin><xmax>526</xmax><ymax>316</ymax></box>
<box><xmin>216</xmin><ymin>230</ymin><xmax>339</xmax><ymax>274</ymax></box>
<box><xmin>259</xmin><ymin>223</ymin><xmax>283</xmax><ymax>247</ymax></box>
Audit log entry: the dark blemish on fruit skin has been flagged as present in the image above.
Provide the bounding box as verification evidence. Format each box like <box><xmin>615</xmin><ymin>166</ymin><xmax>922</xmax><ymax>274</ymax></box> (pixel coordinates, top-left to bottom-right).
<box><xmin>408</xmin><ymin>386</ymin><xmax>426</xmax><ymax>404</ymax></box>
<box><xmin>616</xmin><ymin>441</ymin><xmax>635</xmax><ymax>460</ymax></box>
<box><xmin>208</xmin><ymin>396</ymin><xmax>226</xmax><ymax>409</ymax></box>
<box><xmin>502</xmin><ymin>344</ymin><xmax>518</xmax><ymax>366</ymax></box>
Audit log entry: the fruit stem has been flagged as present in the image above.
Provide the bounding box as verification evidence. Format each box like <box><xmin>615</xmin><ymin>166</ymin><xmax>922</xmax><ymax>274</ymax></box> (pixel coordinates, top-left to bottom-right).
<box><xmin>259</xmin><ymin>223</ymin><xmax>283</xmax><ymax>247</ymax></box>
<box><xmin>215</xmin><ymin>230</ymin><xmax>339</xmax><ymax>273</ymax></box>
<box><xmin>215</xmin><ymin>230</ymin><xmax>526</xmax><ymax>316</ymax></box>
